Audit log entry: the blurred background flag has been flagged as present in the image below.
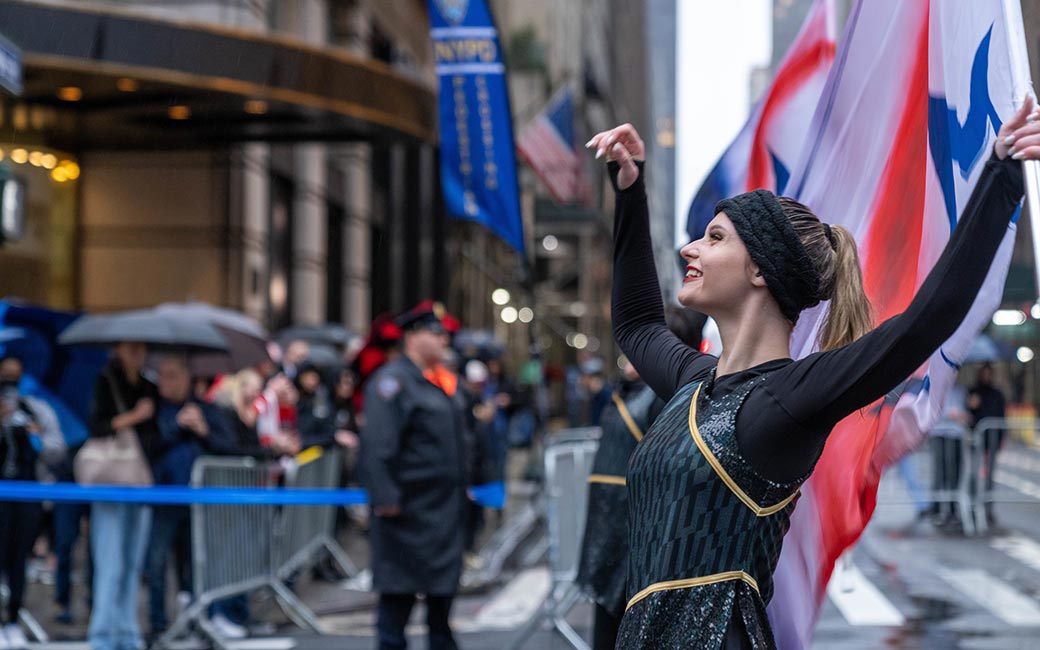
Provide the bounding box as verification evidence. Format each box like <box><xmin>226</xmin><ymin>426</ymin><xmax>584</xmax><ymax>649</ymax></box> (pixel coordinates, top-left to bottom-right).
<box><xmin>763</xmin><ymin>1</ymin><xmax>1032</xmax><ymax>648</ymax></box>
<box><xmin>516</xmin><ymin>86</ymin><xmax>593</xmax><ymax>206</ymax></box>
<box><xmin>427</xmin><ymin>0</ymin><xmax>526</xmax><ymax>255</ymax></box>
<box><xmin>685</xmin><ymin>0</ymin><xmax>836</xmax><ymax>241</ymax></box>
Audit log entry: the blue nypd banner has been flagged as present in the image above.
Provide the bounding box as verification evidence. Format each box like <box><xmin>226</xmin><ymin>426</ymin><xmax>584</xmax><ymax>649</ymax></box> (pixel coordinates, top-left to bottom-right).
<box><xmin>427</xmin><ymin>0</ymin><xmax>525</xmax><ymax>255</ymax></box>
<box><xmin>0</xmin><ymin>33</ymin><xmax>21</xmax><ymax>96</ymax></box>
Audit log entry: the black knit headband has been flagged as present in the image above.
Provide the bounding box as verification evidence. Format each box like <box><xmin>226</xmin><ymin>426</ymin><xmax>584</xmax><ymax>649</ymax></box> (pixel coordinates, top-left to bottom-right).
<box><xmin>714</xmin><ymin>189</ymin><xmax>824</xmax><ymax>323</ymax></box>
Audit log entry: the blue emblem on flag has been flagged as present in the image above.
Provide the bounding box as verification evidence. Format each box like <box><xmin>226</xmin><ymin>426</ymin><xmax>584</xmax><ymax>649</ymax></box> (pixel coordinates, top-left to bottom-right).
<box><xmin>928</xmin><ymin>26</ymin><xmax>1002</xmax><ymax>229</ymax></box>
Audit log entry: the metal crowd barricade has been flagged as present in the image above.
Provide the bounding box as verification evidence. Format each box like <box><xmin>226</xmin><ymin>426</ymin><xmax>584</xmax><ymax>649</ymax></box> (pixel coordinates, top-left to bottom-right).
<box><xmin>273</xmin><ymin>448</ymin><xmax>358</xmax><ymax>596</ymax></box>
<box><xmin>506</xmin><ymin>427</ymin><xmax>600</xmax><ymax>650</ymax></box>
<box><xmin>875</xmin><ymin>430</ymin><xmax>976</xmax><ymax>534</ymax></box>
<box><xmin>874</xmin><ymin>416</ymin><xmax>1040</xmax><ymax>536</ymax></box>
<box><xmin>969</xmin><ymin>417</ymin><xmax>1040</xmax><ymax>534</ymax></box>
<box><xmin>157</xmin><ymin>449</ymin><xmax>355</xmax><ymax>650</ymax></box>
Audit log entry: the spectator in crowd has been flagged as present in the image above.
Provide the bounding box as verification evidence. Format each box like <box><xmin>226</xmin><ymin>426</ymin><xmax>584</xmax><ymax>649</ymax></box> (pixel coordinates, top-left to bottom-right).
<box><xmin>214</xmin><ymin>370</ymin><xmax>298</xmax><ymax>459</ymax></box>
<box><xmin>0</xmin><ymin>356</ymin><xmax>80</xmax><ymax>626</ymax></box>
<box><xmin>928</xmin><ymin>382</ymin><xmax>970</xmax><ymax>527</ymax></box>
<box><xmin>280</xmin><ymin>340</ymin><xmax>310</xmax><ymax>381</ymax></box>
<box><xmin>581</xmin><ymin>359</ymin><xmax>613</xmax><ymax>427</ymax></box>
<box><xmin>0</xmin><ymin>355</ymin><xmax>51</xmax><ymax>649</ymax></box>
<box><xmin>481</xmin><ymin>358</ymin><xmax>515</xmax><ymax>473</ymax></box>
<box><xmin>145</xmin><ymin>355</ymin><xmax>236</xmax><ymax>640</ymax></box>
<box><xmin>332</xmin><ymin>368</ymin><xmax>360</xmax><ymax>453</ymax></box>
<box><xmin>295</xmin><ymin>363</ymin><xmax>336</xmax><ymax>450</ymax></box>
<box><xmin>968</xmin><ymin>363</ymin><xmax>1007</xmax><ymax>524</ymax></box>
<box><xmin>86</xmin><ymin>342</ymin><xmax>160</xmax><ymax>650</ymax></box>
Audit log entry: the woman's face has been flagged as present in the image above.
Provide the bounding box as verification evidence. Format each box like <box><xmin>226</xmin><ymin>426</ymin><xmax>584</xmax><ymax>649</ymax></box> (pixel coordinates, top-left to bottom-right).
<box><xmin>114</xmin><ymin>342</ymin><xmax>148</xmax><ymax>371</ymax></box>
<box><xmin>677</xmin><ymin>212</ymin><xmax>759</xmax><ymax>315</ymax></box>
<box><xmin>299</xmin><ymin>370</ymin><xmax>321</xmax><ymax>394</ymax></box>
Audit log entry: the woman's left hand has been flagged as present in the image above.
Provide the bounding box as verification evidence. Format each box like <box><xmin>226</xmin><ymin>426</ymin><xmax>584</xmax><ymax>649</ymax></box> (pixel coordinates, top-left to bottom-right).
<box><xmin>996</xmin><ymin>96</ymin><xmax>1040</xmax><ymax>160</ymax></box>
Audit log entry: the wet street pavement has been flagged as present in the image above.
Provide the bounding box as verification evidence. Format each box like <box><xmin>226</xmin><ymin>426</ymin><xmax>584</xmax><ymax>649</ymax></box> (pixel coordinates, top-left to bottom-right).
<box><xmin>19</xmin><ymin>442</ymin><xmax>1040</xmax><ymax>649</ymax></box>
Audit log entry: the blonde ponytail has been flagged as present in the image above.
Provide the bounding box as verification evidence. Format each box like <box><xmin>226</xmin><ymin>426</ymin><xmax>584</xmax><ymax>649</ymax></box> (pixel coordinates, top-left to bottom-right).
<box><xmin>817</xmin><ymin>225</ymin><xmax>872</xmax><ymax>351</ymax></box>
<box><xmin>775</xmin><ymin>197</ymin><xmax>873</xmax><ymax>351</ymax></box>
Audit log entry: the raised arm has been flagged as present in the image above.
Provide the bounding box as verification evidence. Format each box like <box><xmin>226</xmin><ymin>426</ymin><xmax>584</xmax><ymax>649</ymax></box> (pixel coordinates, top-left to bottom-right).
<box><xmin>589</xmin><ymin>125</ymin><xmax>715</xmax><ymax>400</ymax></box>
<box><xmin>770</xmin><ymin>101</ymin><xmax>1033</xmax><ymax>427</ymax></box>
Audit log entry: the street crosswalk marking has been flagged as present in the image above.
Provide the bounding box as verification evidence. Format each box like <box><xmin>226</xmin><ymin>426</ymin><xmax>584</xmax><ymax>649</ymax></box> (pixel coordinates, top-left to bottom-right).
<box><xmin>991</xmin><ymin>534</ymin><xmax>1040</xmax><ymax>573</ymax></box>
<box><xmin>1000</xmin><ymin>452</ymin><xmax>1040</xmax><ymax>474</ymax></box>
<box><xmin>995</xmin><ymin>468</ymin><xmax>1040</xmax><ymax>499</ymax></box>
<box><xmin>826</xmin><ymin>559</ymin><xmax>905</xmax><ymax>627</ymax></box>
<box><xmin>937</xmin><ymin>567</ymin><xmax>1040</xmax><ymax>626</ymax></box>
<box><xmin>454</xmin><ymin>567</ymin><xmax>550</xmax><ymax>632</ymax></box>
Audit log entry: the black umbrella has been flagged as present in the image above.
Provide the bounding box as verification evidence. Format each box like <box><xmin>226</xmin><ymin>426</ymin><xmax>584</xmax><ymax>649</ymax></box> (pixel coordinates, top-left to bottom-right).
<box><xmin>154</xmin><ymin>302</ymin><xmax>270</xmax><ymax>375</ymax></box>
<box><xmin>58</xmin><ymin>310</ymin><xmax>228</xmax><ymax>352</ymax></box>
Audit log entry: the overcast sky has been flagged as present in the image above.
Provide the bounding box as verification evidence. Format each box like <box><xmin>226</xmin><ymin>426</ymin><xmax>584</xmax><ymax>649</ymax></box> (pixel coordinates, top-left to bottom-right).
<box><xmin>675</xmin><ymin>0</ymin><xmax>772</xmax><ymax>246</ymax></box>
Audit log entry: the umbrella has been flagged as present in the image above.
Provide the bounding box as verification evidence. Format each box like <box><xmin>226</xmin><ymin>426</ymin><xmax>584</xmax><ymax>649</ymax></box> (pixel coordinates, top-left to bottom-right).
<box><xmin>303</xmin><ymin>344</ymin><xmax>342</xmax><ymax>370</ymax></box>
<box><xmin>155</xmin><ymin>302</ymin><xmax>270</xmax><ymax>375</ymax></box>
<box><xmin>155</xmin><ymin>302</ymin><xmax>268</xmax><ymax>339</ymax></box>
<box><xmin>453</xmin><ymin>329</ymin><xmax>504</xmax><ymax>360</ymax></box>
<box><xmin>962</xmin><ymin>334</ymin><xmax>1017</xmax><ymax>364</ymax></box>
<box><xmin>277</xmin><ymin>324</ymin><xmax>355</xmax><ymax>350</ymax></box>
<box><xmin>58</xmin><ymin>310</ymin><xmax>228</xmax><ymax>352</ymax></box>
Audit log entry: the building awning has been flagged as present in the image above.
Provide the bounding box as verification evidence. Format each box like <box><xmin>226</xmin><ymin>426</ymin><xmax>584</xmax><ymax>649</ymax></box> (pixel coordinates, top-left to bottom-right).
<box><xmin>0</xmin><ymin>1</ymin><xmax>437</xmax><ymax>149</ymax></box>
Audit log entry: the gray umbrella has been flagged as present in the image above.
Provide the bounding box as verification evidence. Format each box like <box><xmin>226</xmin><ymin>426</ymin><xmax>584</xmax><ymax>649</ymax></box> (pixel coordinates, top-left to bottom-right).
<box><xmin>58</xmin><ymin>309</ymin><xmax>228</xmax><ymax>352</ymax></box>
<box><xmin>276</xmin><ymin>323</ymin><xmax>355</xmax><ymax>350</ymax></box>
<box><xmin>155</xmin><ymin>301</ymin><xmax>268</xmax><ymax>339</ymax></box>
<box><xmin>155</xmin><ymin>302</ymin><xmax>270</xmax><ymax>374</ymax></box>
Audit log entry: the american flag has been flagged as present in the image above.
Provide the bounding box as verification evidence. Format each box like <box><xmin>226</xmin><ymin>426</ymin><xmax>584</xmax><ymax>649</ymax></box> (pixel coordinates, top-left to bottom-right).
<box><xmin>516</xmin><ymin>87</ymin><xmax>591</xmax><ymax>205</ymax></box>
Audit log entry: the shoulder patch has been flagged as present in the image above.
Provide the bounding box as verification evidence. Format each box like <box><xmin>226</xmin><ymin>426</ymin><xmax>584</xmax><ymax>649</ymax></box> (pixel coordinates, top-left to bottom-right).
<box><xmin>376</xmin><ymin>375</ymin><xmax>402</xmax><ymax>400</ymax></box>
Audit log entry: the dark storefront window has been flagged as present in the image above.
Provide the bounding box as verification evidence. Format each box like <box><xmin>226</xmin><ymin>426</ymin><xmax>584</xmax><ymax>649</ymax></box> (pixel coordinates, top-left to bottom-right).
<box><xmin>268</xmin><ymin>174</ymin><xmax>294</xmax><ymax>330</ymax></box>
<box><xmin>326</xmin><ymin>201</ymin><xmax>344</xmax><ymax>323</ymax></box>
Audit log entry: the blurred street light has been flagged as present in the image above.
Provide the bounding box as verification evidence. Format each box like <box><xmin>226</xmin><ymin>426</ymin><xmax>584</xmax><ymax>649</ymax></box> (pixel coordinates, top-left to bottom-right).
<box><xmin>993</xmin><ymin>309</ymin><xmax>1027</xmax><ymax>326</ymax></box>
<box><xmin>518</xmin><ymin>307</ymin><xmax>534</xmax><ymax>323</ymax></box>
<box><xmin>1017</xmin><ymin>347</ymin><xmax>1034</xmax><ymax>363</ymax></box>
<box><xmin>57</xmin><ymin>86</ymin><xmax>82</xmax><ymax>101</ymax></box>
<box><xmin>501</xmin><ymin>306</ymin><xmax>518</xmax><ymax>323</ymax></box>
<box><xmin>492</xmin><ymin>288</ymin><xmax>511</xmax><ymax>305</ymax></box>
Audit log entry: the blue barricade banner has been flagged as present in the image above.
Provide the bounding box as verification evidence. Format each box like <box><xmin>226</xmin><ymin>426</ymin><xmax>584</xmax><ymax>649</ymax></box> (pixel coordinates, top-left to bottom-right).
<box><xmin>0</xmin><ymin>480</ymin><xmax>508</xmax><ymax>509</ymax></box>
<box><xmin>427</xmin><ymin>0</ymin><xmax>526</xmax><ymax>255</ymax></box>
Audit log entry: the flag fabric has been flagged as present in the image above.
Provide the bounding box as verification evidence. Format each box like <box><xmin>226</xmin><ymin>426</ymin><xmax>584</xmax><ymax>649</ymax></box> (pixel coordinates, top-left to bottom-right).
<box><xmin>427</xmin><ymin>0</ymin><xmax>526</xmax><ymax>255</ymax></box>
<box><xmin>766</xmin><ymin>2</ymin><xmax>1028</xmax><ymax>648</ymax></box>
<box><xmin>517</xmin><ymin>87</ymin><xmax>592</xmax><ymax>205</ymax></box>
<box><xmin>686</xmin><ymin>0</ymin><xmax>836</xmax><ymax>241</ymax></box>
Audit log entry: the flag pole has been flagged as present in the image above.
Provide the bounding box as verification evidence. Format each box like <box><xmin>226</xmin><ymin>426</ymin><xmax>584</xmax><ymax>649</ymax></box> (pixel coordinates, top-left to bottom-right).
<box><xmin>1003</xmin><ymin>0</ymin><xmax>1040</xmax><ymax>299</ymax></box>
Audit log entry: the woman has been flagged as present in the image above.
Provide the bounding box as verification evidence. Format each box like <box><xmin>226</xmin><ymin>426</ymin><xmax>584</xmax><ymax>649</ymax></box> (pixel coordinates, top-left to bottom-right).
<box><xmin>585</xmin><ymin>97</ymin><xmax>1037</xmax><ymax>649</ymax></box>
<box><xmin>87</xmin><ymin>341</ymin><xmax>159</xmax><ymax>650</ymax></box>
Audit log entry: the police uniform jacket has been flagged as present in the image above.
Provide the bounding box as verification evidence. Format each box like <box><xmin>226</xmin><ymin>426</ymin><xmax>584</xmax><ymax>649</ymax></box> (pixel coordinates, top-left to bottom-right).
<box><xmin>360</xmin><ymin>355</ymin><xmax>469</xmax><ymax>595</ymax></box>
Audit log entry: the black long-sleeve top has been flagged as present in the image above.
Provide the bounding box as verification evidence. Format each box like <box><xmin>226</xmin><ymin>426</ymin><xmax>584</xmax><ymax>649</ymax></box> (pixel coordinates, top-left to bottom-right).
<box><xmin>88</xmin><ymin>360</ymin><xmax>162</xmax><ymax>464</ymax></box>
<box><xmin>611</xmin><ymin>154</ymin><xmax>1023</xmax><ymax>483</ymax></box>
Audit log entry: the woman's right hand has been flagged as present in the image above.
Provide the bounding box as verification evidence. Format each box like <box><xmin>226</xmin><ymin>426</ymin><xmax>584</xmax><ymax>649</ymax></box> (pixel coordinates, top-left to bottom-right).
<box><xmin>132</xmin><ymin>397</ymin><xmax>155</xmax><ymax>423</ymax></box>
<box><xmin>586</xmin><ymin>123</ymin><xmax>645</xmax><ymax>190</ymax></box>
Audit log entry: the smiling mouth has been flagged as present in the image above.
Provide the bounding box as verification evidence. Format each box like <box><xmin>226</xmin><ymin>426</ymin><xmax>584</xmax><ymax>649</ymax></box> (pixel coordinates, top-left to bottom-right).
<box><xmin>684</xmin><ymin>267</ymin><xmax>702</xmax><ymax>283</ymax></box>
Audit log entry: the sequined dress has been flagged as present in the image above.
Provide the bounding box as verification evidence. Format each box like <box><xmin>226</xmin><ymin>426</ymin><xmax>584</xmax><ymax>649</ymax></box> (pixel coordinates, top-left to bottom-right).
<box><xmin>618</xmin><ymin>371</ymin><xmax>801</xmax><ymax>649</ymax></box>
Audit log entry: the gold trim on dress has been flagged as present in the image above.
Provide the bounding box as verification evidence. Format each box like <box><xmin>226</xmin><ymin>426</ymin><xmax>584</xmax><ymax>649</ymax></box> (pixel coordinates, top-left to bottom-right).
<box><xmin>626</xmin><ymin>571</ymin><xmax>760</xmax><ymax>611</ymax></box>
<box><xmin>612</xmin><ymin>392</ymin><xmax>644</xmax><ymax>442</ymax></box>
<box><xmin>587</xmin><ymin>474</ymin><xmax>626</xmax><ymax>486</ymax></box>
<box><xmin>688</xmin><ymin>385</ymin><xmax>799</xmax><ymax>517</ymax></box>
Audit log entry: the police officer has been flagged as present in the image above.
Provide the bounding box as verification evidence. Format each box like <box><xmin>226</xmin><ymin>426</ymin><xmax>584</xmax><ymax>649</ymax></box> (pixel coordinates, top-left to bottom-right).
<box><xmin>361</xmin><ymin>302</ymin><xmax>468</xmax><ymax>650</ymax></box>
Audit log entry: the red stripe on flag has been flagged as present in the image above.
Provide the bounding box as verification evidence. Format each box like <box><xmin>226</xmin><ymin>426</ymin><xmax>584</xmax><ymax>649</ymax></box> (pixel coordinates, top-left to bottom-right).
<box><xmin>809</xmin><ymin>10</ymin><xmax>930</xmax><ymax>599</ymax></box>
<box><xmin>746</xmin><ymin>39</ymin><xmax>836</xmax><ymax>192</ymax></box>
